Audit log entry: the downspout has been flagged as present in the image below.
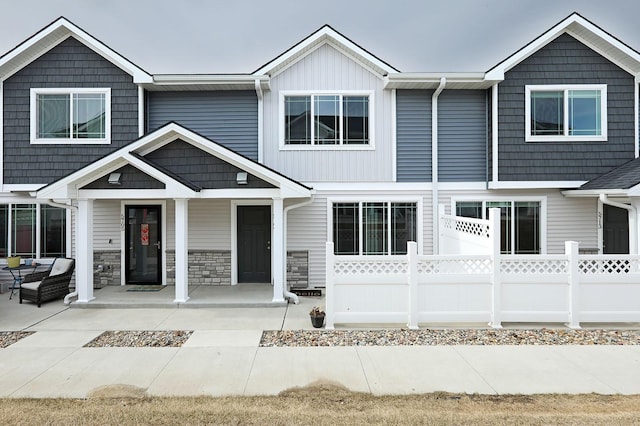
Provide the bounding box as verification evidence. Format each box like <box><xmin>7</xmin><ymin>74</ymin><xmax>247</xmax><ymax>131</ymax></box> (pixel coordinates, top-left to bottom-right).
<box><xmin>599</xmin><ymin>194</ymin><xmax>637</xmax><ymax>254</ymax></box>
<box><xmin>432</xmin><ymin>77</ymin><xmax>446</xmax><ymax>254</ymax></box>
<box><xmin>282</xmin><ymin>193</ymin><xmax>316</xmax><ymax>304</ymax></box>
<box><xmin>255</xmin><ymin>79</ymin><xmax>264</xmax><ymax>163</ymax></box>
<box><xmin>45</xmin><ymin>200</ymin><xmax>79</xmax><ymax>304</ymax></box>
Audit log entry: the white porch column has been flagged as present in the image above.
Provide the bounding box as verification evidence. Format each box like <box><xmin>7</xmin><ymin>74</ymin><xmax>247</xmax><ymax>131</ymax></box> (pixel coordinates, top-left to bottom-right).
<box><xmin>174</xmin><ymin>199</ymin><xmax>189</xmax><ymax>303</ymax></box>
<box><xmin>76</xmin><ymin>199</ymin><xmax>94</xmax><ymax>303</ymax></box>
<box><xmin>632</xmin><ymin>200</ymin><xmax>640</xmax><ymax>255</ymax></box>
<box><xmin>272</xmin><ymin>197</ymin><xmax>285</xmax><ymax>302</ymax></box>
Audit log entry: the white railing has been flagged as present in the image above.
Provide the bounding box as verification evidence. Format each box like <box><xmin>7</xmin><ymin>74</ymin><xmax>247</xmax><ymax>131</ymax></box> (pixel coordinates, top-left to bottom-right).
<box><xmin>325</xmin><ymin>240</ymin><xmax>640</xmax><ymax>329</ymax></box>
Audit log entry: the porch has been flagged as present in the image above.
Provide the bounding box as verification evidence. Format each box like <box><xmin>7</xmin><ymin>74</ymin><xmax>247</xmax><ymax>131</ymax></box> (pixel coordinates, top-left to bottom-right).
<box><xmin>69</xmin><ymin>283</ymin><xmax>286</xmax><ymax>309</ymax></box>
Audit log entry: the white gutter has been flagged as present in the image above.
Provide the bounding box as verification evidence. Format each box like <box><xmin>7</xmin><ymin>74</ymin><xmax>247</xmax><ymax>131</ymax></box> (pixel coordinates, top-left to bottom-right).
<box><xmin>45</xmin><ymin>200</ymin><xmax>80</xmax><ymax>304</ymax></box>
<box><xmin>432</xmin><ymin>77</ymin><xmax>446</xmax><ymax>254</ymax></box>
<box><xmin>282</xmin><ymin>194</ymin><xmax>316</xmax><ymax>304</ymax></box>
<box><xmin>255</xmin><ymin>79</ymin><xmax>264</xmax><ymax>163</ymax></box>
<box><xmin>599</xmin><ymin>194</ymin><xmax>638</xmax><ymax>254</ymax></box>
<box><xmin>635</xmin><ymin>76</ymin><xmax>639</xmax><ymax>158</ymax></box>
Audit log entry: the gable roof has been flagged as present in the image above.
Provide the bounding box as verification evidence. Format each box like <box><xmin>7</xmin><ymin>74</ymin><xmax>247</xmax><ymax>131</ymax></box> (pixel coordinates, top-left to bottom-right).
<box><xmin>252</xmin><ymin>24</ymin><xmax>399</xmax><ymax>78</ymax></box>
<box><xmin>0</xmin><ymin>16</ymin><xmax>152</xmax><ymax>83</ymax></box>
<box><xmin>486</xmin><ymin>12</ymin><xmax>640</xmax><ymax>80</ymax></box>
<box><xmin>37</xmin><ymin>122</ymin><xmax>312</xmax><ymax>200</ymax></box>
<box><xmin>578</xmin><ymin>158</ymin><xmax>640</xmax><ymax>191</ymax></box>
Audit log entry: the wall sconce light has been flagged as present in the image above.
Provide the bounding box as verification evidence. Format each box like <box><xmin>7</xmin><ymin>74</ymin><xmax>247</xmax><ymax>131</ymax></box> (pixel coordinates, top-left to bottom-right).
<box><xmin>108</xmin><ymin>172</ymin><xmax>122</xmax><ymax>185</ymax></box>
<box><xmin>236</xmin><ymin>171</ymin><xmax>248</xmax><ymax>185</ymax></box>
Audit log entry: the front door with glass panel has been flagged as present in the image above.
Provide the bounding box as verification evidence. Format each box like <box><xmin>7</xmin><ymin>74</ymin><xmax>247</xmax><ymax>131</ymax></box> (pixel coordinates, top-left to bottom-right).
<box><xmin>125</xmin><ymin>205</ymin><xmax>161</xmax><ymax>284</ymax></box>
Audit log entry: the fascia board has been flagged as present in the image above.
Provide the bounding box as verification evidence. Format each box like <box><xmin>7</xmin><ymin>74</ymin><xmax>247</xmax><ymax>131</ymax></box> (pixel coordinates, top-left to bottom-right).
<box><xmin>486</xmin><ymin>13</ymin><xmax>640</xmax><ymax>79</ymax></box>
<box><xmin>0</xmin><ymin>18</ymin><xmax>152</xmax><ymax>83</ymax></box>
<box><xmin>253</xmin><ymin>26</ymin><xmax>397</xmax><ymax>77</ymax></box>
<box><xmin>149</xmin><ymin>74</ymin><xmax>270</xmax><ymax>91</ymax></box>
<box><xmin>488</xmin><ymin>181</ymin><xmax>586</xmax><ymax>189</ymax></box>
<box><xmin>77</xmin><ymin>189</ymin><xmax>171</xmax><ymax>199</ymax></box>
<box><xmin>627</xmin><ymin>184</ymin><xmax>640</xmax><ymax>197</ymax></box>
<box><xmin>199</xmin><ymin>188</ymin><xmax>282</xmax><ymax>199</ymax></box>
<box><xmin>562</xmin><ymin>188</ymin><xmax>629</xmax><ymax>197</ymax></box>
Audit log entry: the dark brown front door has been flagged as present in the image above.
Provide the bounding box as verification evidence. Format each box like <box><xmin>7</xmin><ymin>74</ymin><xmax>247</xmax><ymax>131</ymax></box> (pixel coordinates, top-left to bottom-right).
<box><xmin>125</xmin><ymin>205</ymin><xmax>162</xmax><ymax>284</ymax></box>
<box><xmin>603</xmin><ymin>204</ymin><xmax>629</xmax><ymax>254</ymax></box>
<box><xmin>237</xmin><ymin>205</ymin><xmax>271</xmax><ymax>283</ymax></box>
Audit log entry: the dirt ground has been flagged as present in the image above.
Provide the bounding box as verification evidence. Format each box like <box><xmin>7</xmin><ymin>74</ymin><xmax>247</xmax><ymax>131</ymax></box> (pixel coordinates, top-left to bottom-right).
<box><xmin>1</xmin><ymin>383</ymin><xmax>639</xmax><ymax>425</ymax></box>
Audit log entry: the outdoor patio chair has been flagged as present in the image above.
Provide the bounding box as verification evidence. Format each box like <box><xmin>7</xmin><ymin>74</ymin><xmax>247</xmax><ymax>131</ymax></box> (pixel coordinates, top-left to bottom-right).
<box><xmin>19</xmin><ymin>258</ymin><xmax>75</xmax><ymax>307</ymax></box>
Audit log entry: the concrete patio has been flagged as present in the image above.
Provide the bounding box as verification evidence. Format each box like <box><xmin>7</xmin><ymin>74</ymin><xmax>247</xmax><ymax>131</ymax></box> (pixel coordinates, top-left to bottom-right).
<box><xmin>1</xmin><ymin>285</ymin><xmax>640</xmax><ymax>398</ymax></box>
<box><xmin>68</xmin><ymin>284</ymin><xmax>288</xmax><ymax>309</ymax></box>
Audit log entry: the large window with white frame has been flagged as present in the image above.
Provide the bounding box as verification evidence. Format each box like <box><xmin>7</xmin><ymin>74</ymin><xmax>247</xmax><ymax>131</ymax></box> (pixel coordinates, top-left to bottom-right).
<box><xmin>283</xmin><ymin>92</ymin><xmax>371</xmax><ymax>147</ymax></box>
<box><xmin>525</xmin><ymin>84</ymin><xmax>607</xmax><ymax>142</ymax></box>
<box><xmin>455</xmin><ymin>200</ymin><xmax>541</xmax><ymax>254</ymax></box>
<box><xmin>2</xmin><ymin>204</ymin><xmax>67</xmax><ymax>258</ymax></box>
<box><xmin>30</xmin><ymin>88</ymin><xmax>111</xmax><ymax>144</ymax></box>
<box><xmin>332</xmin><ymin>201</ymin><xmax>417</xmax><ymax>255</ymax></box>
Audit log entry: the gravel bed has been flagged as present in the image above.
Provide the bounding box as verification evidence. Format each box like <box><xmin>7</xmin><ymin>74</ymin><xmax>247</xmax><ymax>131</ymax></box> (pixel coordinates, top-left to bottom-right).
<box><xmin>260</xmin><ymin>329</ymin><xmax>640</xmax><ymax>347</ymax></box>
<box><xmin>84</xmin><ymin>330</ymin><xmax>193</xmax><ymax>348</ymax></box>
<box><xmin>0</xmin><ymin>331</ymin><xmax>35</xmax><ymax>348</ymax></box>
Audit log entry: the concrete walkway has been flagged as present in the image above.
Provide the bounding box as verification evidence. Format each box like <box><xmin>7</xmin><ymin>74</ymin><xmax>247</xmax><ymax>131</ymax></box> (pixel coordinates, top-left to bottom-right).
<box><xmin>1</xmin><ymin>293</ymin><xmax>640</xmax><ymax>398</ymax></box>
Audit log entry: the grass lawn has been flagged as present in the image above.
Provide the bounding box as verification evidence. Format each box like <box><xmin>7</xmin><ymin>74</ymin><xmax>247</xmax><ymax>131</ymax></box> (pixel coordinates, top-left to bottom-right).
<box><xmin>1</xmin><ymin>384</ymin><xmax>639</xmax><ymax>425</ymax></box>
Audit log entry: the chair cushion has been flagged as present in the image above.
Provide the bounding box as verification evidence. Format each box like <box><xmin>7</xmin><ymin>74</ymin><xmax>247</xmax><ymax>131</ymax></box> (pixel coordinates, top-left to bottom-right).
<box><xmin>50</xmin><ymin>259</ymin><xmax>72</xmax><ymax>276</ymax></box>
<box><xmin>21</xmin><ymin>281</ymin><xmax>41</xmax><ymax>291</ymax></box>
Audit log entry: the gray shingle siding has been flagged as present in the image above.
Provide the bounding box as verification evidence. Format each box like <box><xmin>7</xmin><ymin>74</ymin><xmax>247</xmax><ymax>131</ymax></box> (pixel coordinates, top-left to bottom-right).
<box><xmin>2</xmin><ymin>36</ymin><xmax>139</xmax><ymax>184</ymax></box>
<box><xmin>144</xmin><ymin>139</ymin><xmax>274</xmax><ymax>189</ymax></box>
<box><xmin>146</xmin><ymin>91</ymin><xmax>258</xmax><ymax>160</ymax></box>
<box><xmin>81</xmin><ymin>164</ymin><xmax>165</xmax><ymax>190</ymax></box>
<box><xmin>439</xmin><ymin>90</ymin><xmax>487</xmax><ymax>182</ymax></box>
<box><xmin>498</xmin><ymin>33</ymin><xmax>636</xmax><ymax>182</ymax></box>
<box><xmin>396</xmin><ymin>90</ymin><xmax>432</xmax><ymax>182</ymax></box>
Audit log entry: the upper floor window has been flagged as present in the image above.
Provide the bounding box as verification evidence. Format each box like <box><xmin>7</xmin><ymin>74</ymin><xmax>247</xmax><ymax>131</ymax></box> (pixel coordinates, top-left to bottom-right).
<box><xmin>525</xmin><ymin>85</ymin><xmax>607</xmax><ymax>142</ymax></box>
<box><xmin>282</xmin><ymin>92</ymin><xmax>372</xmax><ymax>149</ymax></box>
<box><xmin>30</xmin><ymin>88</ymin><xmax>111</xmax><ymax>144</ymax></box>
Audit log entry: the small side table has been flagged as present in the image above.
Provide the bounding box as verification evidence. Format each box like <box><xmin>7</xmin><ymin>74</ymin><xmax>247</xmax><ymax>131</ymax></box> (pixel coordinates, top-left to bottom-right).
<box><xmin>3</xmin><ymin>263</ymin><xmax>38</xmax><ymax>300</ymax></box>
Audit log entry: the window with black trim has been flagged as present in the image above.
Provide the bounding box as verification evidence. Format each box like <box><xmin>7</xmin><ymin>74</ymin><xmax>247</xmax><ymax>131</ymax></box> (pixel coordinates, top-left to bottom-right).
<box><xmin>333</xmin><ymin>201</ymin><xmax>417</xmax><ymax>255</ymax></box>
<box><xmin>3</xmin><ymin>204</ymin><xmax>66</xmax><ymax>258</ymax></box>
<box><xmin>456</xmin><ymin>200</ymin><xmax>540</xmax><ymax>254</ymax></box>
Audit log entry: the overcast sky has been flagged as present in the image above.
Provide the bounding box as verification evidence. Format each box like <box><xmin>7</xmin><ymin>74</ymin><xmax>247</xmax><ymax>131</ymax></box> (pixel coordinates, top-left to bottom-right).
<box><xmin>1</xmin><ymin>0</ymin><xmax>639</xmax><ymax>74</ymax></box>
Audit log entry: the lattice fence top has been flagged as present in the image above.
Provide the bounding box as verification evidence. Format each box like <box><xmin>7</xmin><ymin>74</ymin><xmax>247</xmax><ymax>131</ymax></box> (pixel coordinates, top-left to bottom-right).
<box><xmin>501</xmin><ymin>258</ymin><xmax>568</xmax><ymax>274</ymax></box>
<box><xmin>579</xmin><ymin>258</ymin><xmax>640</xmax><ymax>274</ymax></box>
<box><xmin>334</xmin><ymin>259</ymin><xmax>408</xmax><ymax>275</ymax></box>
<box><xmin>417</xmin><ymin>258</ymin><xmax>492</xmax><ymax>274</ymax></box>
<box><xmin>441</xmin><ymin>215</ymin><xmax>490</xmax><ymax>238</ymax></box>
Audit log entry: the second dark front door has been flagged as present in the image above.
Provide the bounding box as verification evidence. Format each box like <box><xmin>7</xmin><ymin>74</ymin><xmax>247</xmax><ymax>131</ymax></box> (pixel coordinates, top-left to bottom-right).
<box><xmin>603</xmin><ymin>204</ymin><xmax>629</xmax><ymax>254</ymax></box>
<box><xmin>237</xmin><ymin>205</ymin><xmax>271</xmax><ymax>283</ymax></box>
<box><xmin>125</xmin><ymin>205</ymin><xmax>162</xmax><ymax>284</ymax></box>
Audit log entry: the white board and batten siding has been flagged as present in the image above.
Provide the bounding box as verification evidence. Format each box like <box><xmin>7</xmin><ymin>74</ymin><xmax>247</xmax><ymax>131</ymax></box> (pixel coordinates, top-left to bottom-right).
<box><xmin>438</xmin><ymin>189</ymin><xmax>598</xmax><ymax>254</ymax></box>
<box><xmin>263</xmin><ymin>44</ymin><xmax>394</xmax><ymax>183</ymax></box>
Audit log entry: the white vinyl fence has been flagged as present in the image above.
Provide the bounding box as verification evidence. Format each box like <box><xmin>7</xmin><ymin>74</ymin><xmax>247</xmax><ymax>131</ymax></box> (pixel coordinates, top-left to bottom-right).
<box><xmin>325</xmin><ymin>209</ymin><xmax>640</xmax><ymax>329</ymax></box>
